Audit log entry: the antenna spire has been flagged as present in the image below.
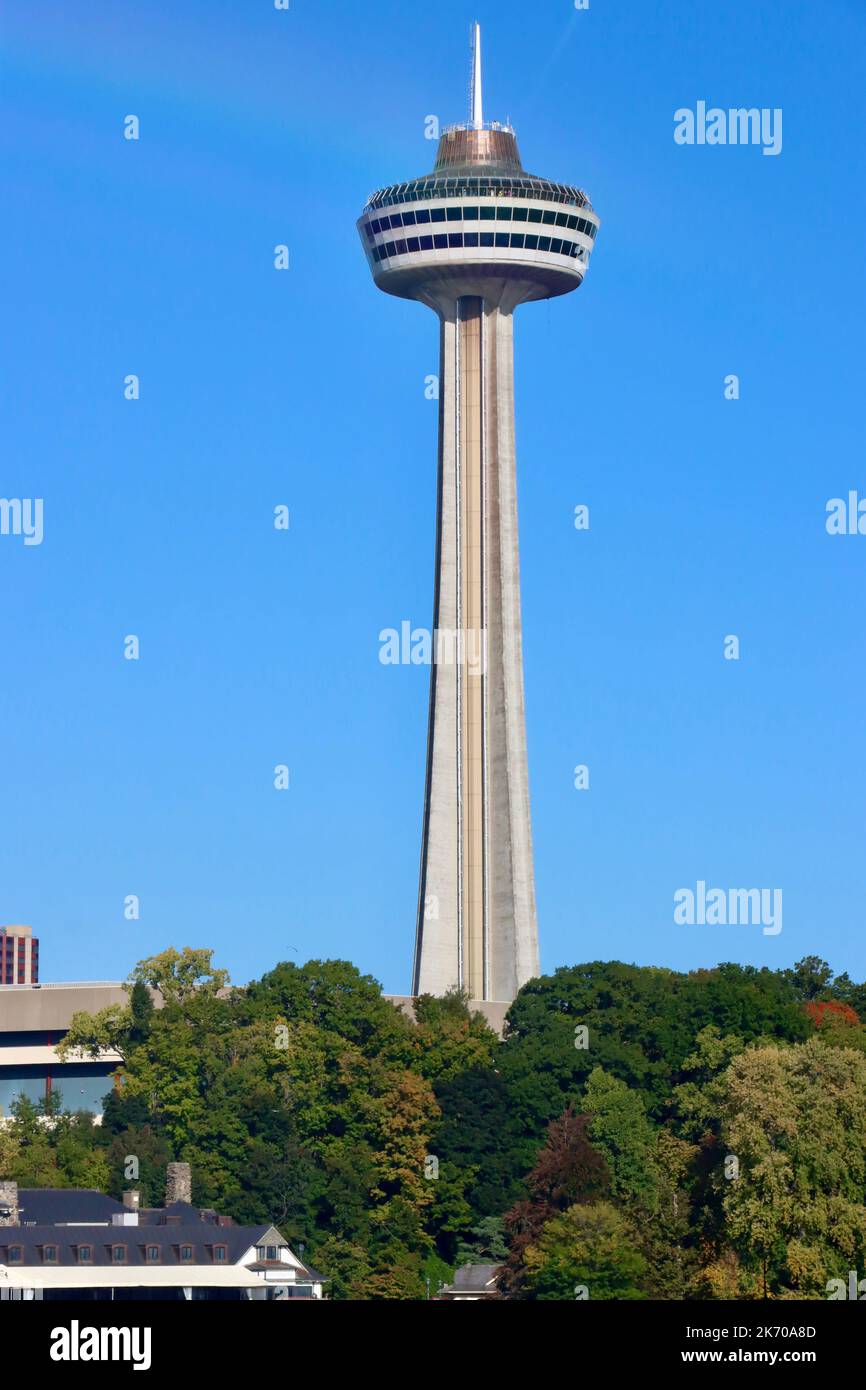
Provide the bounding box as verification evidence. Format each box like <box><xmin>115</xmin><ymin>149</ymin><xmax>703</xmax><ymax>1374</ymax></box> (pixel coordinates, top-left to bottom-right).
<box><xmin>470</xmin><ymin>23</ymin><xmax>483</xmax><ymax>130</ymax></box>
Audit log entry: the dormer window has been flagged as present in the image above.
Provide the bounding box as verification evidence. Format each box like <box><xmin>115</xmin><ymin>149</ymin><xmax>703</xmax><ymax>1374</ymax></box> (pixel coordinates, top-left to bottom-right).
<box><xmin>213</xmin><ymin>1245</ymin><xmax>227</xmax><ymax>1263</ymax></box>
<box><xmin>77</xmin><ymin>1245</ymin><xmax>92</xmax><ymax>1264</ymax></box>
<box><xmin>146</xmin><ymin>1246</ymin><xmax>160</xmax><ymax>1263</ymax></box>
<box><xmin>43</xmin><ymin>1245</ymin><xmax>58</xmax><ymax>1263</ymax></box>
<box><xmin>112</xmin><ymin>1244</ymin><xmax>127</xmax><ymax>1264</ymax></box>
<box><xmin>180</xmin><ymin>1245</ymin><xmax>194</xmax><ymax>1263</ymax></box>
<box><xmin>8</xmin><ymin>1245</ymin><xmax>23</xmax><ymax>1264</ymax></box>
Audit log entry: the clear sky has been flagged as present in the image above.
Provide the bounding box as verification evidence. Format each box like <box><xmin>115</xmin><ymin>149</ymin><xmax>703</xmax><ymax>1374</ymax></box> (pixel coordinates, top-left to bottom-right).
<box><xmin>2</xmin><ymin>0</ymin><xmax>864</xmax><ymax>993</ymax></box>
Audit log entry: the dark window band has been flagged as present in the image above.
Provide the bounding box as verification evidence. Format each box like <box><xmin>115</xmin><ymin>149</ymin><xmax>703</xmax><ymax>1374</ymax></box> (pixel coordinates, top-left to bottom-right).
<box><xmin>367</xmin><ymin>208</ymin><xmax>597</xmax><ymax>239</ymax></box>
<box><xmin>372</xmin><ymin>232</ymin><xmax>587</xmax><ymax>263</ymax></box>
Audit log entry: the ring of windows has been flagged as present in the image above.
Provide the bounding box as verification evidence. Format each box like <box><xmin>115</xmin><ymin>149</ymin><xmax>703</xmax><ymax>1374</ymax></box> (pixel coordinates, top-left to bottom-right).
<box><xmin>370</xmin><ymin>231</ymin><xmax>590</xmax><ymax>263</ymax></box>
<box><xmin>364</xmin><ymin>205</ymin><xmax>597</xmax><ymax>240</ymax></box>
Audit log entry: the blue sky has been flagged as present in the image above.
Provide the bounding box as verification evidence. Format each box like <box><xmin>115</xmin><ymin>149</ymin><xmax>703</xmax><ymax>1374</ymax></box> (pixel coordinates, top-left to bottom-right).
<box><xmin>1</xmin><ymin>0</ymin><xmax>865</xmax><ymax>993</ymax></box>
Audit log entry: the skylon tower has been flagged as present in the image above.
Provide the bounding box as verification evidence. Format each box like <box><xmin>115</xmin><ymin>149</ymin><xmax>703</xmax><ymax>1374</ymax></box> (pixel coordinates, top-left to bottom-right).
<box><xmin>358</xmin><ymin>26</ymin><xmax>600</xmax><ymax>1002</ymax></box>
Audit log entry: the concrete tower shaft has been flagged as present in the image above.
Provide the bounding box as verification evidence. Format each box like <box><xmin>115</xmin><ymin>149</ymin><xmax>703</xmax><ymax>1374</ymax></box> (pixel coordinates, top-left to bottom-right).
<box><xmin>412</xmin><ymin>283</ymin><xmax>540</xmax><ymax>1001</ymax></box>
<box><xmin>358</xmin><ymin>30</ymin><xmax>600</xmax><ymax>1002</ymax></box>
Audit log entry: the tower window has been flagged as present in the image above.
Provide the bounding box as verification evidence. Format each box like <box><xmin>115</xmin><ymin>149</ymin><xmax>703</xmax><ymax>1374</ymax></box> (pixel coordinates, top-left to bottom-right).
<box><xmin>524</xmin><ymin>234</ymin><xmax>539</xmax><ymax>250</ymax></box>
<box><xmin>462</xmin><ymin>206</ymin><xmax>478</xmax><ymax>220</ymax></box>
<box><xmin>496</xmin><ymin>206</ymin><xmax>512</xmax><ymax>221</ymax></box>
<box><xmin>480</xmin><ymin>232</ymin><xmax>494</xmax><ymax>248</ymax></box>
<box><xmin>433</xmin><ymin>234</ymin><xmax>447</xmax><ymax>249</ymax></box>
<box><xmin>479</xmin><ymin>207</ymin><xmax>495</xmax><ymax>220</ymax></box>
<box><xmin>464</xmin><ymin>232</ymin><xmax>478</xmax><ymax>247</ymax></box>
<box><xmin>527</xmin><ymin>208</ymin><xmax>542</xmax><ymax>223</ymax></box>
<box><xmin>494</xmin><ymin>233</ymin><xmax>509</xmax><ymax>247</ymax></box>
<box><xmin>447</xmin><ymin>233</ymin><xmax>463</xmax><ymax>248</ymax></box>
<box><xmin>510</xmin><ymin>233</ymin><xmax>525</xmax><ymax>249</ymax></box>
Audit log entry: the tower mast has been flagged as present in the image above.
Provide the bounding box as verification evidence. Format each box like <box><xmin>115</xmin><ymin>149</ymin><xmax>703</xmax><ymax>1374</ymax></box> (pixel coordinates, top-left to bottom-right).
<box><xmin>470</xmin><ymin>23</ymin><xmax>483</xmax><ymax>129</ymax></box>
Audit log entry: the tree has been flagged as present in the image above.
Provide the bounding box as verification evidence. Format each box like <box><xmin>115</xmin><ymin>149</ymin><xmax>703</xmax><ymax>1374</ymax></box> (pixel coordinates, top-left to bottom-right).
<box><xmin>56</xmin><ymin>1004</ymin><xmax>130</xmax><ymax>1061</ymax></box>
<box><xmin>523</xmin><ymin>1201</ymin><xmax>647</xmax><ymax>1300</ymax></box>
<box><xmin>583</xmin><ymin>1067</ymin><xmax>659</xmax><ymax>1210</ymax></box>
<box><xmin>242</xmin><ymin>959</ymin><xmax>412</xmax><ymax>1064</ymax></box>
<box><xmin>782</xmin><ymin>956</ymin><xmax>835</xmax><ymax>1002</ymax></box>
<box><xmin>411</xmin><ymin>990</ymin><xmax>498</xmax><ymax>1083</ymax></box>
<box><xmin>434</xmin><ymin>1066</ymin><xmax>529</xmax><ymax>1227</ymax></box>
<box><xmin>500</xmin><ymin>1107</ymin><xmax>609</xmax><ymax>1297</ymax></box>
<box><xmin>128</xmin><ymin>981</ymin><xmax>155</xmax><ymax>1043</ymax></box>
<box><xmin>455</xmin><ymin>1216</ymin><xmax>508</xmax><ymax>1265</ymax></box>
<box><xmin>130</xmin><ymin>947</ymin><xmax>229</xmax><ymax>1005</ymax></box>
<box><xmin>717</xmin><ymin>1038</ymin><xmax>866</xmax><ymax>1297</ymax></box>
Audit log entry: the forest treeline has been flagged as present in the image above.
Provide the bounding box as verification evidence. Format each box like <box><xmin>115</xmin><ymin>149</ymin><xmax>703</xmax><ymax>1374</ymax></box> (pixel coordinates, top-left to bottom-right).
<box><xmin>2</xmin><ymin>949</ymin><xmax>866</xmax><ymax>1299</ymax></box>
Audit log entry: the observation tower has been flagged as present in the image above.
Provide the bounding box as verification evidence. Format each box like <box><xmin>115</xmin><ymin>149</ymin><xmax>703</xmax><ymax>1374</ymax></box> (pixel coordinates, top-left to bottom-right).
<box><xmin>358</xmin><ymin>25</ymin><xmax>600</xmax><ymax>1003</ymax></box>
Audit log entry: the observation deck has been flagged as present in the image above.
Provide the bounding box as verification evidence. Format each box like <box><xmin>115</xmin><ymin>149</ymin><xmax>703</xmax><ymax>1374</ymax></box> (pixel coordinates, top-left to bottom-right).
<box><xmin>358</xmin><ymin>109</ymin><xmax>599</xmax><ymax>307</ymax></box>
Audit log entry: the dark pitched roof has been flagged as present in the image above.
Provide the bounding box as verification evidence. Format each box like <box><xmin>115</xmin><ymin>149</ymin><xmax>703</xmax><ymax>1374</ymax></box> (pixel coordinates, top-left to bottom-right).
<box><xmin>452</xmin><ymin>1263</ymin><xmax>501</xmax><ymax>1290</ymax></box>
<box><xmin>0</xmin><ymin>1223</ymin><xmax>273</xmax><ymax>1268</ymax></box>
<box><xmin>18</xmin><ymin>1190</ymin><xmax>124</xmax><ymax>1225</ymax></box>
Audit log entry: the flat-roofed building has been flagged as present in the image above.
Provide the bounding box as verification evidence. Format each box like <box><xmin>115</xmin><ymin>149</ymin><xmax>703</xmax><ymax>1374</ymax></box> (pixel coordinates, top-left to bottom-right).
<box><xmin>0</xmin><ymin>981</ymin><xmax>128</xmax><ymax>1117</ymax></box>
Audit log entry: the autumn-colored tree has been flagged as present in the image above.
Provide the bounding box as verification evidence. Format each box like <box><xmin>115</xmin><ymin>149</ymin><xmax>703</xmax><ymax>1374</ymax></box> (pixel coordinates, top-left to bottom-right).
<box><xmin>804</xmin><ymin>999</ymin><xmax>860</xmax><ymax>1028</ymax></box>
<box><xmin>499</xmin><ymin>1107</ymin><xmax>609</xmax><ymax>1297</ymax></box>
